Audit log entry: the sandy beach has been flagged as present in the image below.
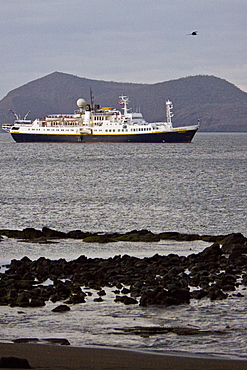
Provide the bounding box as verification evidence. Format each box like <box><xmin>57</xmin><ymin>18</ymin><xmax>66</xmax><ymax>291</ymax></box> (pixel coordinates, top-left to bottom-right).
<box><xmin>0</xmin><ymin>343</ymin><xmax>247</xmax><ymax>369</ymax></box>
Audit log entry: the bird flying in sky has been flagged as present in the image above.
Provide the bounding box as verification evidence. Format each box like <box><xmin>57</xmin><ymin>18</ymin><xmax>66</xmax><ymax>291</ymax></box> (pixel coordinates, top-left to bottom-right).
<box><xmin>187</xmin><ymin>31</ymin><xmax>198</xmax><ymax>36</ymax></box>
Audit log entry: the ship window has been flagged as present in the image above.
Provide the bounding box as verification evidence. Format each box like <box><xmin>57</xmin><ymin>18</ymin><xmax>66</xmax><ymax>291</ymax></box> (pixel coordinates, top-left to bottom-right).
<box><xmin>118</xmin><ymin>129</ymin><xmax>120</xmax><ymax>132</ymax></box>
<box><xmin>113</xmin><ymin>129</ymin><xmax>115</xmax><ymax>132</ymax></box>
<box><xmin>106</xmin><ymin>129</ymin><xmax>108</xmax><ymax>132</ymax></box>
<box><xmin>109</xmin><ymin>129</ymin><xmax>111</xmax><ymax>132</ymax></box>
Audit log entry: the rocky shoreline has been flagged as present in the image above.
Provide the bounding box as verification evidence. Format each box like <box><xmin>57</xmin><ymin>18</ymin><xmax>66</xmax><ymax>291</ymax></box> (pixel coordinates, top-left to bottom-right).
<box><xmin>0</xmin><ymin>226</ymin><xmax>233</xmax><ymax>243</ymax></box>
<box><xmin>0</xmin><ymin>228</ymin><xmax>246</xmax><ymax>310</ymax></box>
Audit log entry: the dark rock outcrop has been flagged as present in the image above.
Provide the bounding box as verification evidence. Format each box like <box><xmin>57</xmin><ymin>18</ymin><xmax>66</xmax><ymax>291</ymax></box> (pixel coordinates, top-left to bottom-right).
<box><xmin>0</xmin><ymin>231</ymin><xmax>246</xmax><ymax>310</ymax></box>
<box><xmin>0</xmin><ymin>356</ymin><xmax>31</xmax><ymax>369</ymax></box>
<box><xmin>52</xmin><ymin>304</ymin><xmax>70</xmax><ymax>312</ymax></box>
<box><xmin>1</xmin><ymin>227</ymin><xmax>245</xmax><ymax>245</ymax></box>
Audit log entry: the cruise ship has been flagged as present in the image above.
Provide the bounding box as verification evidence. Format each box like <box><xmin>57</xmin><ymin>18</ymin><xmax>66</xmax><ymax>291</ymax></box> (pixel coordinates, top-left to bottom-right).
<box><xmin>9</xmin><ymin>96</ymin><xmax>199</xmax><ymax>143</ymax></box>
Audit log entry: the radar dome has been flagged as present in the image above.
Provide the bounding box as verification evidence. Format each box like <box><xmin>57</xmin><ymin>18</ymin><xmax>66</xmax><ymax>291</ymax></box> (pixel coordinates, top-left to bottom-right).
<box><xmin>77</xmin><ymin>98</ymin><xmax>86</xmax><ymax>108</ymax></box>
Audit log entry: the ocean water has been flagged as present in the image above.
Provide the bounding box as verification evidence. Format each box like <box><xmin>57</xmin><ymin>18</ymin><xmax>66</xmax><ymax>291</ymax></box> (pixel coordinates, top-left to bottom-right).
<box><xmin>0</xmin><ymin>132</ymin><xmax>246</xmax><ymax>359</ymax></box>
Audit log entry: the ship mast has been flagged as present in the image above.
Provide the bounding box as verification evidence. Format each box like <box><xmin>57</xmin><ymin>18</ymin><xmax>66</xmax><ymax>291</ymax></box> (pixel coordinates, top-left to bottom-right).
<box><xmin>118</xmin><ymin>95</ymin><xmax>130</xmax><ymax>117</ymax></box>
<box><xmin>166</xmin><ymin>99</ymin><xmax>174</xmax><ymax>127</ymax></box>
<box><xmin>90</xmin><ymin>88</ymin><xmax>95</xmax><ymax>110</ymax></box>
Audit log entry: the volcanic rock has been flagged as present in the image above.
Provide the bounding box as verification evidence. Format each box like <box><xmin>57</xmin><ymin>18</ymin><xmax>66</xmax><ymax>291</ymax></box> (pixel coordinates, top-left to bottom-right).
<box><xmin>52</xmin><ymin>304</ymin><xmax>71</xmax><ymax>312</ymax></box>
<box><xmin>0</xmin><ymin>356</ymin><xmax>31</xmax><ymax>368</ymax></box>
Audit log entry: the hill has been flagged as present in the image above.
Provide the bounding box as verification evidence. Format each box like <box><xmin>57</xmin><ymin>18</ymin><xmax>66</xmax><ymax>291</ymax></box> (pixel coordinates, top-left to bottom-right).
<box><xmin>0</xmin><ymin>72</ymin><xmax>247</xmax><ymax>131</ymax></box>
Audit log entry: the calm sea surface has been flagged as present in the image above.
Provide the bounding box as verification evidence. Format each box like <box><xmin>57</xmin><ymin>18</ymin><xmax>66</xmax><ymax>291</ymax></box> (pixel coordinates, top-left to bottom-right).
<box><xmin>0</xmin><ymin>132</ymin><xmax>246</xmax><ymax>359</ymax></box>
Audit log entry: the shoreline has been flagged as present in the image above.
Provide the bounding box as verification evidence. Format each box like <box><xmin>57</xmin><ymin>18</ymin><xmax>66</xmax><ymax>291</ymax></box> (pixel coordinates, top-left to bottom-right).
<box><xmin>1</xmin><ymin>232</ymin><xmax>246</xmax><ymax>364</ymax></box>
<box><xmin>1</xmin><ymin>343</ymin><xmax>247</xmax><ymax>370</ymax></box>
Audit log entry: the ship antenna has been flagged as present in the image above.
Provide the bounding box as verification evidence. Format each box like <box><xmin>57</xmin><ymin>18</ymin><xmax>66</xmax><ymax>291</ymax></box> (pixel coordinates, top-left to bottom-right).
<box><xmin>90</xmin><ymin>88</ymin><xmax>94</xmax><ymax>110</ymax></box>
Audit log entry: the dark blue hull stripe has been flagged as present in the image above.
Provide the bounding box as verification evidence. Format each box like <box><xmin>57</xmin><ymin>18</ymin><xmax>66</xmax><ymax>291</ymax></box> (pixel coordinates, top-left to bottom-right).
<box><xmin>11</xmin><ymin>129</ymin><xmax>197</xmax><ymax>143</ymax></box>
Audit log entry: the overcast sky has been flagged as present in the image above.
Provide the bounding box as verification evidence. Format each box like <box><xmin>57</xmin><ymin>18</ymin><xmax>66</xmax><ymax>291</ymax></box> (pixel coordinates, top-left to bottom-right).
<box><xmin>1</xmin><ymin>0</ymin><xmax>246</xmax><ymax>100</ymax></box>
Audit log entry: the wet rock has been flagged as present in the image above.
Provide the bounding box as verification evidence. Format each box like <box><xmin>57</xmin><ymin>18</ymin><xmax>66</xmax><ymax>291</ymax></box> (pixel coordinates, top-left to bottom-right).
<box><xmin>20</xmin><ymin>228</ymin><xmax>43</xmax><ymax>240</ymax></box>
<box><xmin>42</xmin><ymin>227</ymin><xmax>67</xmax><ymax>238</ymax></box>
<box><xmin>222</xmin><ymin>284</ymin><xmax>236</xmax><ymax>292</ymax></box>
<box><xmin>197</xmin><ymin>243</ymin><xmax>222</xmax><ymax>258</ymax></box>
<box><xmin>159</xmin><ymin>232</ymin><xmax>202</xmax><ymax>242</ymax></box>
<box><xmin>65</xmin><ymin>294</ymin><xmax>86</xmax><ymax>304</ymax></box>
<box><xmin>52</xmin><ymin>304</ymin><xmax>71</xmax><ymax>312</ymax></box>
<box><xmin>117</xmin><ymin>230</ymin><xmax>160</xmax><ymax>242</ymax></box>
<box><xmin>233</xmin><ymin>292</ymin><xmax>244</xmax><ymax>297</ymax></box>
<box><xmin>115</xmin><ymin>282</ymin><xmax>123</xmax><ymax>290</ymax></box>
<box><xmin>29</xmin><ymin>298</ymin><xmax>46</xmax><ymax>307</ymax></box>
<box><xmin>220</xmin><ymin>233</ymin><xmax>247</xmax><ymax>253</ymax></box>
<box><xmin>114</xmin><ymin>295</ymin><xmax>138</xmax><ymax>305</ymax></box>
<box><xmin>83</xmin><ymin>234</ymin><xmax>116</xmax><ymax>243</ymax></box>
<box><xmin>207</xmin><ymin>286</ymin><xmax>228</xmax><ymax>300</ymax></box>
<box><xmin>66</xmin><ymin>230</ymin><xmax>91</xmax><ymax>239</ymax></box>
<box><xmin>13</xmin><ymin>338</ymin><xmax>39</xmax><ymax>343</ymax></box>
<box><xmin>43</xmin><ymin>338</ymin><xmax>70</xmax><ymax>345</ymax></box>
<box><xmin>53</xmin><ymin>280</ymin><xmax>71</xmax><ymax>300</ymax></box>
<box><xmin>0</xmin><ymin>228</ymin><xmax>43</xmax><ymax>240</ymax></box>
<box><xmin>1</xmin><ymin>228</ymin><xmax>245</xmax><ymax>246</ymax></box>
<box><xmin>242</xmin><ymin>275</ymin><xmax>247</xmax><ymax>285</ymax></box>
<box><xmin>122</xmin><ymin>296</ymin><xmax>138</xmax><ymax>305</ymax></box>
<box><xmin>0</xmin><ymin>356</ymin><xmax>31</xmax><ymax>368</ymax></box>
<box><xmin>10</xmin><ymin>292</ymin><xmax>30</xmax><ymax>307</ymax></box>
<box><xmin>190</xmin><ymin>289</ymin><xmax>208</xmax><ymax>299</ymax></box>
<box><xmin>121</xmin><ymin>287</ymin><xmax>131</xmax><ymax>294</ymax></box>
<box><xmin>229</xmin><ymin>248</ymin><xmax>247</xmax><ymax>260</ymax></box>
<box><xmin>0</xmin><ymin>231</ymin><xmax>247</xmax><ymax>310</ymax></box>
<box><xmin>171</xmin><ymin>327</ymin><xmax>201</xmax><ymax>335</ymax></box>
<box><xmin>139</xmin><ymin>286</ymin><xmax>190</xmax><ymax>307</ymax></box>
<box><xmin>97</xmin><ymin>289</ymin><xmax>106</xmax><ymax>296</ymax></box>
<box><xmin>94</xmin><ymin>297</ymin><xmax>104</xmax><ymax>302</ymax></box>
<box><xmin>116</xmin><ymin>326</ymin><xmax>203</xmax><ymax>336</ymax></box>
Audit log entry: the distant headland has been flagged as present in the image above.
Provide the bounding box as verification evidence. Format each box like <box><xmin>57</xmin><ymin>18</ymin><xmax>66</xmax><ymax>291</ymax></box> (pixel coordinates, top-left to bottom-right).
<box><xmin>0</xmin><ymin>72</ymin><xmax>247</xmax><ymax>131</ymax></box>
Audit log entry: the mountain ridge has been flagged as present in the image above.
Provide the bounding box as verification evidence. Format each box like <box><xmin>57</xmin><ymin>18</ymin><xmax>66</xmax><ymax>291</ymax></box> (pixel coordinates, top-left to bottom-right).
<box><xmin>0</xmin><ymin>72</ymin><xmax>247</xmax><ymax>131</ymax></box>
